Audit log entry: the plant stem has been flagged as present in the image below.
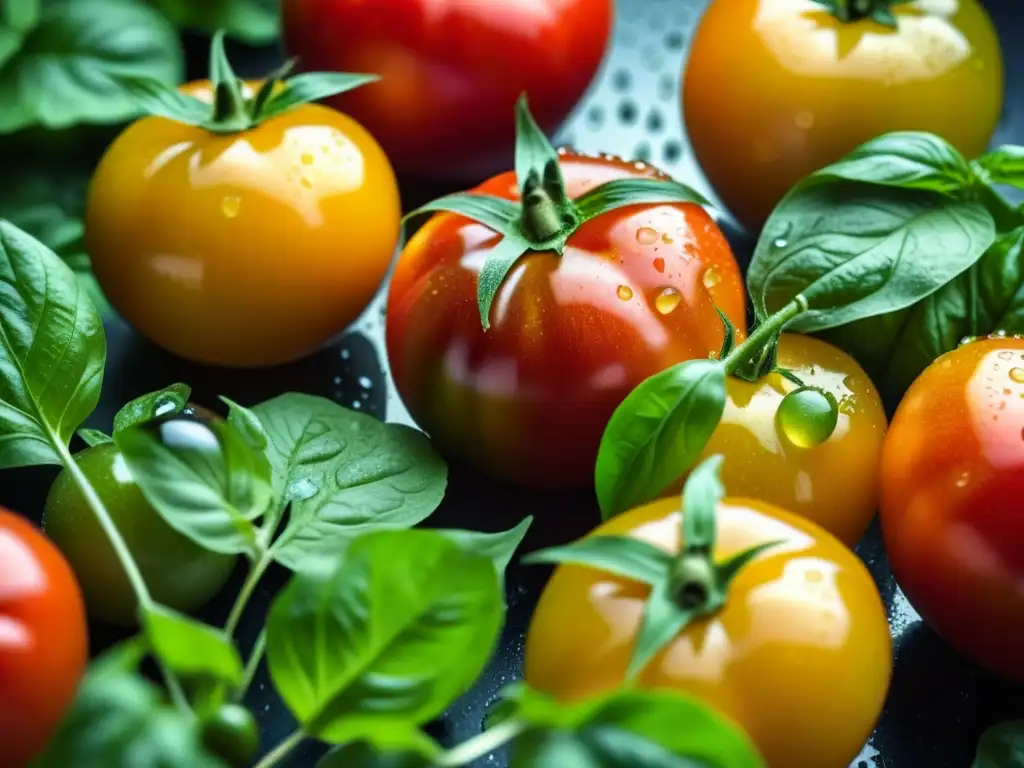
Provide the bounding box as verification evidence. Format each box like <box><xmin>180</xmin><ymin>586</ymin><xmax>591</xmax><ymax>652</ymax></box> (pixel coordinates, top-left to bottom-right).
<box><xmin>253</xmin><ymin>730</ymin><xmax>305</xmax><ymax>768</ymax></box>
<box><xmin>225</xmin><ymin>552</ymin><xmax>272</xmax><ymax>637</ymax></box>
<box><xmin>436</xmin><ymin>719</ymin><xmax>526</xmax><ymax>766</ymax></box>
<box><xmin>237</xmin><ymin>629</ymin><xmax>267</xmax><ymax>702</ymax></box>
<box><xmin>722</xmin><ymin>296</ymin><xmax>807</xmax><ymax>376</ymax></box>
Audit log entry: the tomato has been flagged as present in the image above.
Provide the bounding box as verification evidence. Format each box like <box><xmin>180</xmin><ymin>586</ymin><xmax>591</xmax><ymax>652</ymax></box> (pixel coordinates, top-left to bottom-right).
<box><xmin>524</xmin><ymin>496</ymin><xmax>891</xmax><ymax>768</ymax></box>
<box><xmin>281</xmin><ymin>0</ymin><xmax>613</xmax><ymax>180</ymax></box>
<box><xmin>43</xmin><ymin>444</ymin><xmax>237</xmax><ymax>626</ymax></box>
<box><xmin>684</xmin><ymin>0</ymin><xmax>1003</xmax><ymax>230</ymax></box>
<box><xmin>200</xmin><ymin>704</ymin><xmax>260</xmax><ymax>767</ymax></box>
<box><xmin>387</xmin><ymin>151</ymin><xmax>747</xmax><ymax>489</ymax></box>
<box><xmin>0</xmin><ymin>508</ymin><xmax>88</xmax><ymax>767</ymax></box>
<box><xmin>690</xmin><ymin>333</ymin><xmax>887</xmax><ymax>547</ymax></box>
<box><xmin>880</xmin><ymin>336</ymin><xmax>1024</xmax><ymax>681</ymax></box>
<box><xmin>85</xmin><ymin>79</ymin><xmax>400</xmax><ymax>367</ymax></box>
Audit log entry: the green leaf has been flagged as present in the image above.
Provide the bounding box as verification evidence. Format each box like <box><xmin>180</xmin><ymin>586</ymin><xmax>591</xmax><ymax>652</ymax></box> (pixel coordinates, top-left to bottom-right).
<box><xmin>748</xmin><ymin>180</ymin><xmax>995</xmax><ymax>331</ymax></box>
<box><xmin>142</xmin><ymin>604</ymin><xmax>244</xmax><ymax>687</ymax></box>
<box><xmin>152</xmin><ymin>0</ymin><xmax>280</xmax><ymax>44</ymax></box>
<box><xmin>266</xmin><ymin>530</ymin><xmax>503</xmax><ymax>742</ymax></box>
<box><xmin>114</xmin><ymin>75</ymin><xmax>211</xmax><ymax>127</ymax></box>
<box><xmin>813</xmin><ymin>132</ymin><xmax>972</xmax><ymax>194</ymax></box>
<box><xmin>595</xmin><ymin>359</ymin><xmax>727</xmax><ymax>519</ymax></box>
<box><xmin>260</xmin><ymin>72</ymin><xmax>380</xmax><ymax>121</ymax></box>
<box><xmin>524</xmin><ymin>536</ymin><xmax>670</xmax><ymax>585</ymax></box>
<box><xmin>0</xmin><ymin>220</ymin><xmax>105</xmax><ymax>469</ymax></box>
<box><xmin>823</xmin><ymin>225</ymin><xmax>1024</xmax><ymax>399</ymax></box>
<box><xmin>114</xmin><ymin>418</ymin><xmax>270</xmax><ymax>556</ymax></box>
<box><xmin>77</xmin><ymin>427</ymin><xmax>112</xmax><ymax>447</ymax></box>
<box><xmin>974</xmin><ymin>721</ymin><xmax>1024</xmax><ymax>768</ymax></box>
<box><xmin>680</xmin><ymin>455</ymin><xmax>724</xmax><ymax>553</ymax></box>
<box><xmin>31</xmin><ymin>646</ymin><xmax>226</xmax><ymax>768</ymax></box>
<box><xmin>477</xmin><ymin>234</ymin><xmax>531</xmax><ymax>329</ymax></box>
<box><xmin>438</xmin><ymin>517</ymin><xmax>533</xmax><ymax>575</ymax></box>
<box><xmin>975</xmin><ymin>145</ymin><xmax>1024</xmax><ymax>188</ymax></box>
<box><xmin>0</xmin><ymin>0</ymin><xmax>40</xmax><ymax>68</ymax></box>
<box><xmin>514</xmin><ymin>94</ymin><xmax>567</xmax><ymax>204</ymax></box>
<box><xmin>247</xmin><ymin>394</ymin><xmax>447</xmax><ymax>575</ymax></box>
<box><xmin>627</xmin><ymin>580</ymin><xmax>694</xmax><ymax>679</ymax></box>
<box><xmin>574</xmin><ymin>179</ymin><xmax>711</xmax><ymax>223</ymax></box>
<box><xmin>404</xmin><ymin>193</ymin><xmax>522</xmax><ymax>237</ymax></box>
<box><xmin>0</xmin><ymin>0</ymin><xmax>183</xmax><ymax>134</ymax></box>
<box><xmin>113</xmin><ymin>383</ymin><xmax>191</xmax><ymax>434</ymax></box>
<box><xmin>221</xmin><ymin>396</ymin><xmax>268</xmax><ymax>452</ymax></box>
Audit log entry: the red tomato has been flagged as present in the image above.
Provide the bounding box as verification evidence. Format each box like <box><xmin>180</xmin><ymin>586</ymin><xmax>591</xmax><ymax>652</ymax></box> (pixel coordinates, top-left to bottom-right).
<box><xmin>386</xmin><ymin>151</ymin><xmax>747</xmax><ymax>489</ymax></box>
<box><xmin>281</xmin><ymin>0</ymin><xmax>613</xmax><ymax>180</ymax></box>
<box><xmin>0</xmin><ymin>508</ymin><xmax>88</xmax><ymax>766</ymax></box>
<box><xmin>880</xmin><ymin>336</ymin><xmax>1024</xmax><ymax>680</ymax></box>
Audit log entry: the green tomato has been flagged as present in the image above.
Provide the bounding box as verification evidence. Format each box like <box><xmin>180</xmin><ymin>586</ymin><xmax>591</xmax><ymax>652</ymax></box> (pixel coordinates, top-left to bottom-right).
<box><xmin>200</xmin><ymin>703</ymin><xmax>260</xmax><ymax>767</ymax></box>
<box><xmin>43</xmin><ymin>443</ymin><xmax>237</xmax><ymax>626</ymax></box>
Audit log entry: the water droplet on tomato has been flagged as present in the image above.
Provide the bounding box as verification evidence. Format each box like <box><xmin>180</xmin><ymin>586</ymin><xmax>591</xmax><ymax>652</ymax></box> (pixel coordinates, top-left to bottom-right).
<box><xmin>955</xmin><ymin>471</ymin><xmax>970</xmax><ymax>489</ymax></box>
<box><xmin>794</xmin><ymin>110</ymin><xmax>815</xmax><ymax>130</ymax></box>
<box><xmin>960</xmin><ymin>335</ymin><xmax>977</xmax><ymax>347</ymax></box>
<box><xmin>617</xmin><ymin>285</ymin><xmax>634</xmax><ymax>301</ymax></box>
<box><xmin>661</xmin><ymin>233</ymin><xmax>674</xmax><ymax>245</ymax></box>
<box><xmin>655</xmin><ymin>287</ymin><xmax>681</xmax><ymax>314</ymax></box>
<box><xmin>1011</xmin><ymin>368</ymin><xmax>1024</xmax><ymax>383</ymax></box>
<box><xmin>702</xmin><ymin>267</ymin><xmax>720</xmax><ymax>289</ymax></box>
<box><xmin>776</xmin><ymin>387</ymin><xmax>838</xmax><ymax>449</ymax></box>
<box><xmin>300</xmin><ymin>177</ymin><xmax>313</xmax><ymax>189</ymax></box>
<box><xmin>998</xmin><ymin>350</ymin><xmax>1014</xmax><ymax>361</ymax></box>
<box><xmin>220</xmin><ymin>196</ymin><xmax>241</xmax><ymax>218</ymax></box>
<box><xmin>301</xmin><ymin>153</ymin><xmax>314</xmax><ymax>165</ymax></box>
<box><xmin>653</xmin><ymin>257</ymin><xmax>666</xmax><ymax>273</ymax></box>
<box><xmin>636</xmin><ymin>227</ymin><xmax>658</xmax><ymax>245</ymax></box>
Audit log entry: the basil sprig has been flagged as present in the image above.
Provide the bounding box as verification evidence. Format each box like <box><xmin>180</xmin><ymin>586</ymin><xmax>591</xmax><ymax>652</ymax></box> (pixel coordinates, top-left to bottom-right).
<box><xmin>405</xmin><ymin>94</ymin><xmax>710</xmax><ymax>329</ymax></box>
<box><xmin>973</xmin><ymin>721</ymin><xmax>1024</xmax><ymax>767</ymax></box>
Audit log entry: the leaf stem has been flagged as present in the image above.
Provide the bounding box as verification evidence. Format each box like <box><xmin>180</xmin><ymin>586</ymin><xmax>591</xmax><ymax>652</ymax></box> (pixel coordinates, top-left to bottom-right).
<box><xmin>436</xmin><ymin>719</ymin><xmax>527</xmax><ymax>766</ymax></box>
<box><xmin>253</xmin><ymin>730</ymin><xmax>305</xmax><ymax>768</ymax></box>
<box><xmin>225</xmin><ymin>552</ymin><xmax>272</xmax><ymax>637</ymax></box>
<box><xmin>237</xmin><ymin>629</ymin><xmax>267</xmax><ymax>702</ymax></box>
<box><xmin>722</xmin><ymin>296</ymin><xmax>807</xmax><ymax>376</ymax></box>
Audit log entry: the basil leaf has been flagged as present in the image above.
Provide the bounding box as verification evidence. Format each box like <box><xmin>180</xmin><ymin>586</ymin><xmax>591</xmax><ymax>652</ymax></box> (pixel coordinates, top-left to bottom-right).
<box><xmin>814</xmin><ymin>132</ymin><xmax>972</xmax><ymax>194</ymax></box>
<box><xmin>595</xmin><ymin>359</ymin><xmax>727</xmax><ymax>519</ymax></box>
<box><xmin>0</xmin><ymin>0</ymin><xmax>182</xmax><ymax>134</ymax></box>
<box><xmin>114</xmin><ymin>418</ymin><xmax>270</xmax><ymax>556</ymax></box>
<box><xmin>77</xmin><ymin>427</ymin><xmax>112</xmax><ymax>447</ymax></box>
<box><xmin>0</xmin><ymin>220</ymin><xmax>105</xmax><ymax>469</ymax></box>
<box><xmin>976</xmin><ymin>145</ymin><xmax>1024</xmax><ymax>188</ymax></box>
<box><xmin>142</xmin><ymin>604</ymin><xmax>243</xmax><ymax>687</ymax></box>
<box><xmin>0</xmin><ymin>0</ymin><xmax>39</xmax><ymax>68</ymax></box>
<box><xmin>220</xmin><ymin>396</ymin><xmax>268</xmax><ymax>452</ymax></box>
<box><xmin>524</xmin><ymin>536</ymin><xmax>670</xmax><ymax>586</ymax></box>
<box><xmin>3</xmin><ymin>203</ymin><xmax>82</xmax><ymax>255</ymax></box>
<box><xmin>246</xmin><ymin>394</ymin><xmax>447</xmax><ymax>575</ymax></box>
<box><xmin>266</xmin><ymin>530</ymin><xmax>503</xmax><ymax>742</ymax></box>
<box><xmin>824</xmin><ymin>225</ymin><xmax>1024</xmax><ymax>399</ymax></box>
<box><xmin>113</xmin><ymin>383</ymin><xmax>191</xmax><ymax>434</ymax></box>
<box><xmin>438</xmin><ymin>517</ymin><xmax>533</xmax><ymax>575</ymax></box>
<box><xmin>151</xmin><ymin>0</ymin><xmax>279</xmax><ymax>44</ymax></box>
<box><xmin>32</xmin><ymin>647</ymin><xmax>225</xmax><ymax>768</ymax></box>
<box><xmin>749</xmin><ymin>180</ymin><xmax>995</xmax><ymax>331</ymax></box>
<box><xmin>974</xmin><ymin>721</ymin><xmax>1024</xmax><ymax>768</ymax></box>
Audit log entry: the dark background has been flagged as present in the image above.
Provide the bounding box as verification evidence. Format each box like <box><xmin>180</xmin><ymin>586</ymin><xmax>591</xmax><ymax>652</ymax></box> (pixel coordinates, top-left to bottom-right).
<box><xmin>4</xmin><ymin>1</ymin><xmax>1024</xmax><ymax>766</ymax></box>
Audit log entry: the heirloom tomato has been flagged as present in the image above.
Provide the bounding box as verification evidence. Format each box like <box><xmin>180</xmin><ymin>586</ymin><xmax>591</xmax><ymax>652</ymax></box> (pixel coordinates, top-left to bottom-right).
<box><xmin>44</xmin><ymin>444</ymin><xmax>237</xmax><ymax>626</ymax></box>
<box><xmin>684</xmin><ymin>0</ymin><xmax>1003</xmax><ymax>229</ymax></box>
<box><xmin>387</xmin><ymin>150</ymin><xmax>746</xmax><ymax>489</ymax></box>
<box><xmin>282</xmin><ymin>0</ymin><xmax>613</xmax><ymax>180</ymax></box>
<box><xmin>880</xmin><ymin>336</ymin><xmax>1024</xmax><ymax>681</ymax></box>
<box><xmin>691</xmin><ymin>334</ymin><xmax>887</xmax><ymax>546</ymax></box>
<box><xmin>525</xmin><ymin>495</ymin><xmax>891</xmax><ymax>768</ymax></box>
<box><xmin>86</xmin><ymin>38</ymin><xmax>400</xmax><ymax>367</ymax></box>
<box><xmin>1</xmin><ymin>508</ymin><xmax>88</xmax><ymax>767</ymax></box>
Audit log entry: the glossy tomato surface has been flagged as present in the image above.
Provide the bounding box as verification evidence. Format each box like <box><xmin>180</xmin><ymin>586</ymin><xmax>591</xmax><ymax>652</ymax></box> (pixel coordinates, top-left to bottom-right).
<box><xmin>880</xmin><ymin>336</ymin><xmax>1024</xmax><ymax>681</ymax></box>
<box><xmin>684</xmin><ymin>0</ymin><xmax>1004</xmax><ymax>229</ymax></box>
<box><xmin>387</xmin><ymin>151</ymin><xmax>746</xmax><ymax>489</ymax></box>
<box><xmin>281</xmin><ymin>0</ymin><xmax>613</xmax><ymax>180</ymax></box>
<box><xmin>525</xmin><ymin>496</ymin><xmax>891</xmax><ymax>768</ymax></box>
<box><xmin>86</xmin><ymin>81</ymin><xmax>400</xmax><ymax>368</ymax></box>
<box><xmin>691</xmin><ymin>333</ymin><xmax>887</xmax><ymax>547</ymax></box>
<box><xmin>0</xmin><ymin>508</ymin><xmax>87</xmax><ymax>767</ymax></box>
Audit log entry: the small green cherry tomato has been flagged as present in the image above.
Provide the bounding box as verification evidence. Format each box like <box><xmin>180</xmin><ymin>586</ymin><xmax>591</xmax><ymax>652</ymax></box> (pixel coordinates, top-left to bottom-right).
<box><xmin>776</xmin><ymin>386</ymin><xmax>839</xmax><ymax>449</ymax></box>
<box><xmin>43</xmin><ymin>443</ymin><xmax>237</xmax><ymax>626</ymax></box>
<box><xmin>200</xmin><ymin>703</ymin><xmax>260</xmax><ymax>767</ymax></box>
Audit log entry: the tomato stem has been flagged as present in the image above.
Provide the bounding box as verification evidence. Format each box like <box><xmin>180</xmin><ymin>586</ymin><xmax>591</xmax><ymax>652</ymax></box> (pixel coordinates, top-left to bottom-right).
<box><xmin>668</xmin><ymin>553</ymin><xmax>716</xmax><ymax>609</ymax></box>
<box><xmin>722</xmin><ymin>296</ymin><xmax>807</xmax><ymax>377</ymax></box>
<box><xmin>252</xmin><ymin>730</ymin><xmax>304</xmax><ymax>768</ymax></box>
<box><xmin>812</xmin><ymin>0</ymin><xmax>908</xmax><ymax>25</ymax></box>
<box><xmin>436</xmin><ymin>718</ymin><xmax>527</xmax><ymax>766</ymax></box>
<box><xmin>521</xmin><ymin>185</ymin><xmax>566</xmax><ymax>242</ymax></box>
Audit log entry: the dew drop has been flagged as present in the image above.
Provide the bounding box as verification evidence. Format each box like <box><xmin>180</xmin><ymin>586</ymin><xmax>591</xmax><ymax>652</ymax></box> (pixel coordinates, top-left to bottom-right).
<box><xmin>655</xmin><ymin>287</ymin><xmax>682</xmax><ymax>315</ymax></box>
<box><xmin>661</xmin><ymin>233</ymin><xmax>674</xmax><ymax>244</ymax></box>
<box><xmin>776</xmin><ymin>387</ymin><xmax>839</xmax><ymax>449</ymax></box>
<box><xmin>653</xmin><ymin>257</ymin><xmax>666</xmax><ymax>273</ymax></box>
<box><xmin>301</xmin><ymin>153</ymin><xmax>314</xmax><ymax>165</ymax></box>
<box><xmin>955</xmin><ymin>471</ymin><xmax>970</xmax><ymax>489</ymax></box>
<box><xmin>794</xmin><ymin>110</ymin><xmax>815</xmax><ymax>130</ymax></box>
<box><xmin>702</xmin><ymin>267</ymin><xmax>721</xmax><ymax>289</ymax></box>
<box><xmin>636</xmin><ymin>227</ymin><xmax>658</xmax><ymax>245</ymax></box>
<box><xmin>998</xmin><ymin>350</ymin><xmax>1014</xmax><ymax>361</ymax></box>
<box><xmin>617</xmin><ymin>285</ymin><xmax>634</xmax><ymax>301</ymax></box>
<box><xmin>220</xmin><ymin>195</ymin><xmax>241</xmax><ymax>218</ymax></box>
<box><xmin>300</xmin><ymin>177</ymin><xmax>313</xmax><ymax>189</ymax></box>
<box><xmin>773</xmin><ymin>238</ymin><xmax>789</xmax><ymax>249</ymax></box>
<box><xmin>1010</xmin><ymin>367</ymin><xmax>1024</xmax><ymax>384</ymax></box>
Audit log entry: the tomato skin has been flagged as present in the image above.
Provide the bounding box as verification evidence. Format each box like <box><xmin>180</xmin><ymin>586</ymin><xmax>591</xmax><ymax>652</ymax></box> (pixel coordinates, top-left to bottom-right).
<box><xmin>684</xmin><ymin>0</ymin><xmax>1003</xmax><ymax>230</ymax></box>
<box><xmin>281</xmin><ymin>0</ymin><xmax>613</xmax><ymax>180</ymax></box>
<box><xmin>386</xmin><ymin>152</ymin><xmax>747</xmax><ymax>489</ymax></box>
<box><xmin>43</xmin><ymin>444</ymin><xmax>237</xmax><ymax>626</ymax></box>
<box><xmin>0</xmin><ymin>508</ymin><xmax>88</xmax><ymax>767</ymax></box>
<box><xmin>524</xmin><ymin>496</ymin><xmax>891</xmax><ymax>768</ymax></box>
<box><xmin>85</xmin><ymin>81</ymin><xmax>400</xmax><ymax>367</ymax></box>
<box><xmin>880</xmin><ymin>337</ymin><xmax>1024</xmax><ymax>681</ymax></box>
<box><xmin>691</xmin><ymin>334</ymin><xmax>887</xmax><ymax>547</ymax></box>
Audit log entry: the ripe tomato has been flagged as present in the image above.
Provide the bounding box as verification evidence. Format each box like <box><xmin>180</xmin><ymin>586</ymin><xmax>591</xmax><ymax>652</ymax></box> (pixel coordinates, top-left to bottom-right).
<box><xmin>1</xmin><ymin>508</ymin><xmax>88</xmax><ymax>767</ymax></box>
<box><xmin>525</xmin><ymin>496</ymin><xmax>891</xmax><ymax>768</ymax></box>
<box><xmin>43</xmin><ymin>444</ymin><xmax>237</xmax><ymax>626</ymax></box>
<box><xmin>86</xmin><ymin>79</ymin><xmax>400</xmax><ymax>367</ymax></box>
<box><xmin>387</xmin><ymin>151</ymin><xmax>747</xmax><ymax>489</ymax></box>
<box><xmin>684</xmin><ymin>0</ymin><xmax>1003</xmax><ymax>230</ymax></box>
<box><xmin>690</xmin><ymin>334</ymin><xmax>887</xmax><ymax>547</ymax></box>
<box><xmin>880</xmin><ymin>336</ymin><xmax>1024</xmax><ymax>681</ymax></box>
<box><xmin>281</xmin><ymin>0</ymin><xmax>613</xmax><ymax>180</ymax></box>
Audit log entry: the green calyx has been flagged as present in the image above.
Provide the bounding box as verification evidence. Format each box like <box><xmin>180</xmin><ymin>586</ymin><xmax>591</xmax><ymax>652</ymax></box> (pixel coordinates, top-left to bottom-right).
<box><xmin>115</xmin><ymin>30</ymin><xmax>378</xmax><ymax>135</ymax></box>
<box><xmin>405</xmin><ymin>93</ymin><xmax>712</xmax><ymax>330</ymax></box>
<box><xmin>810</xmin><ymin>0</ymin><xmax>911</xmax><ymax>26</ymax></box>
<box><xmin>526</xmin><ymin>455</ymin><xmax>780</xmax><ymax>679</ymax></box>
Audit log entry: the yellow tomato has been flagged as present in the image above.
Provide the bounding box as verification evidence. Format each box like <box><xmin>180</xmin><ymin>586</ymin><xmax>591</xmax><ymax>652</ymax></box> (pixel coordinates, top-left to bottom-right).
<box><xmin>682</xmin><ymin>334</ymin><xmax>887</xmax><ymax>546</ymax></box>
<box><xmin>86</xmin><ymin>80</ymin><xmax>400</xmax><ymax>367</ymax></box>
<box><xmin>525</xmin><ymin>495</ymin><xmax>892</xmax><ymax>768</ymax></box>
<box><xmin>684</xmin><ymin>0</ymin><xmax>1004</xmax><ymax>230</ymax></box>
